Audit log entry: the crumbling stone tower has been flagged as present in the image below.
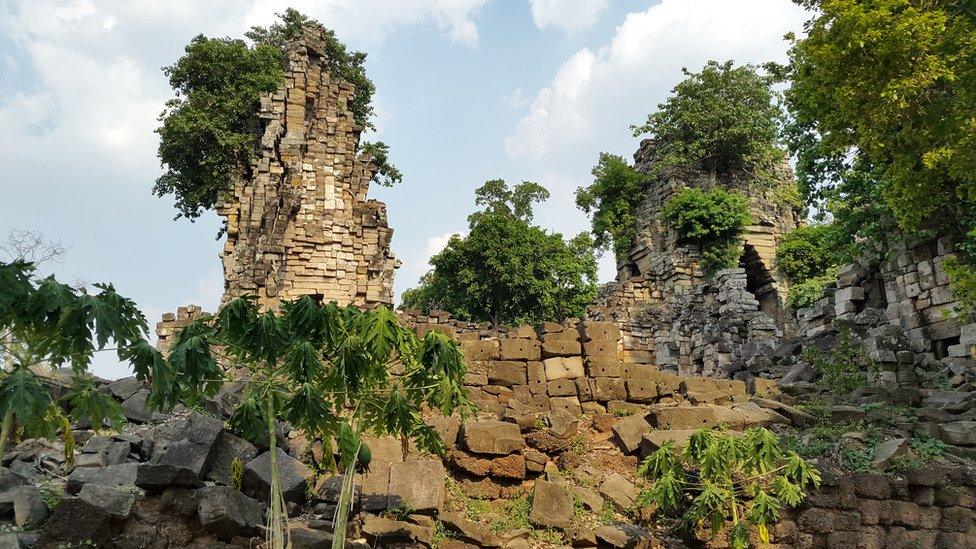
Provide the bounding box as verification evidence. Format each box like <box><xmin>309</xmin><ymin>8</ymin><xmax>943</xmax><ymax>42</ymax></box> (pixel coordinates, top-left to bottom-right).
<box><xmin>589</xmin><ymin>139</ymin><xmax>801</xmax><ymax>377</ymax></box>
<box><xmin>217</xmin><ymin>27</ymin><xmax>398</xmax><ymax>310</ymax></box>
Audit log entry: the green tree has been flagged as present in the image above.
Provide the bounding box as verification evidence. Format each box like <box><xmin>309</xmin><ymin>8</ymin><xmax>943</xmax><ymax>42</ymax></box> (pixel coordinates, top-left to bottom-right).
<box><xmin>781</xmin><ymin>0</ymin><xmax>976</xmax><ymax>313</ymax></box>
<box><xmin>638</xmin><ymin>428</ymin><xmax>820</xmax><ymax>548</ymax></box>
<box><xmin>576</xmin><ymin>153</ymin><xmax>649</xmax><ymax>263</ymax></box>
<box><xmin>401</xmin><ymin>180</ymin><xmax>598</xmax><ymax>326</ymax></box>
<box><xmin>662</xmin><ymin>187</ymin><xmax>751</xmax><ymax>275</ymax></box>
<box><xmin>632</xmin><ymin>60</ymin><xmax>784</xmax><ymax>184</ymax></box>
<box><xmin>155</xmin><ymin>9</ymin><xmax>397</xmax><ymax>220</ymax></box>
<box><xmin>775</xmin><ymin>224</ymin><xmax>848</xmax><ymax>308</ymax></box>
<box><xmin>0</xmin><ymin>261</ymin><xmax>164</xmax><ymax>459</ymax></box>
<box><xmin>155</xmin><ymin>296</ymin><xmax>472</xmax><ymax>548</ymax></box>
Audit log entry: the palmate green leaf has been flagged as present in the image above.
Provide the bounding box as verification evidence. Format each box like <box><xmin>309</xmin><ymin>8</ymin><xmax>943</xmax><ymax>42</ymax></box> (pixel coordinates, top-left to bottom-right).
<box><xmin>363</xmin><ymin>305</ymin><xmax>404</xmax><ymax>362</ymax></box>
<box><xmin>337</xmin><ymin>422</ymin><xmax>360</xmax><ymax>467</ymax></box>
<box><xmin>772</xmin><ymin>474</ymin><xmax>804</xmax><ymax>507</ymax></box>
<box><xmin>285</xmin><ymin>382</ymin><xmax>336</xmax><ymax>435</ymax></box>
<box><xmin>118</xmin><ymin>339</ymin><xmax>166</xmax><ymax>382</ymax></box>
<box><xmin>647</xmin><ymin>469</ymin><xmax>682</xmax><ymax>511</ymax></box>
<box><xmin>684</xmin><ymin>428</ymin><xmax>714</xmax><ymax>462</ymax></box>
<box><xmin>744</xmin><ymin>426</ymin><xmax>781</xmax><ymax>474</ymax></box>
<box><xmin>166</xmin><ymin>319</ymin><xmax>223</xmax><ymax>404</ymax></box>
<box><xmin>728</xmin><ymin>521</ymin><xmax>750</xmax><ymax>549</ymax></box>
<box><xmin>746</xmin><ymin>487</ymin><xmax>781</xmax><ymax>528</ymax></box>
<box><xmin>0</xmin><ymin>261</ymin><xmax>33</xmax><ymax>326</ymax></box>
<box><xmin>62</xmin><ymin>377</ymin><xmax>126</xmax><ymax>431</ymax></box>
<box><xmin>686</xmin><ymin>479</ymin><xmax>728</xmax><ymax>532</ymax></box>
<box><xmin>227</xmin><ymin>393</ymin><xmax>267</xmax><ymax>446</ymax></box>
<box><xmin>382</xmin><ymin>386</ymin><xmax>418</xmax><ymax>435</ymax></box>
<box><xmin>784</xmin><ymin>451</ymin><xmax>822</xmax><ymax>489</ymax></box>
<box><xmin>217</xmin><ymin>296</ymin><xmax>258</xmax><ymax>348</ymax></box>
<box><xmin>412</xmin><ymin>422</ymin><xmax>446</xmax><ymax>457</ymax></box>
<box><xmin>29</xmin><ymin>276</ymin><xmax>77</xmax><ymax>319</ymax></box>
<box><xmin>280</xmin><ymin>295</ymin><xmax>324</xmax><ymax>342</ymax></box>
<box><xmin>0</xmin><ymin>368</ymin><xmax>53</xmax><ymax>423</ymax></box>
<box><xmin>639</xmin><ymin>440</ymin><xmax>681</xmax><ymax>480</ymax></box>
<box><xmin>78</xmin><ymin>293</ymin><xmax>121</xmax><ymax>349</ymax></box>
<box><xmin>282</xmin><ymin>340</ymin><xmax>323</xmax><ymax>383</ymax></box>
<box><xmin>249</xmin><ymin>310</ymin><xmax>287</xmax><ymax>364</ymax></box>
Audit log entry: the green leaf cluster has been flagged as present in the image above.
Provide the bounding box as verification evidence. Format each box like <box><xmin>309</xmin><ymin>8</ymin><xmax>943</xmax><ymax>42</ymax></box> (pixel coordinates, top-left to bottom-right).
<box><xmin>782</xmin><ymin>0</ymin><xmax>976</xmax><ymax>313</ymax></box>
<box><xmin>632</xmin><ymin>60</ymin><xmax>785</xmax><ymax>184</ymax></box>
<box><xmin>774</xmin><ymin>224</ymin><xmax>849</xmax><ymax>307</ymax></box>
<box><xmin>638</xmin><ymin>427</ymin><xmax>820</xmax><ymax>548</ymax></box>
<box><xmin>401</xmin><ymin>180</ymin><xmax>598</xmax><ymax>326</ymax></box>
<box><xmin>662</xmin><ymin>187</ymin><xmax>751</xmax><ymax>275</ymax></box>
<box><xmin>576</xmin><ymin>153</ymin><xmax>649</xmax><ymax>263</ymax></box>
<box><xmin>155</xmin><ymin>9</ymin><xmax>395</xmax><ymax>220</ymax></box>
<box><xmin>0</xmin><ymin>261</ymin><xmax>161</xmax><ymax>455</ymax></box>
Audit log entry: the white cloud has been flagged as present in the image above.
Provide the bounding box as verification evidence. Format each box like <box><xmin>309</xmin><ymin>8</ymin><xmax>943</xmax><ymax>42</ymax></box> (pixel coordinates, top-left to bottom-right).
<box><xmin>244</xmin><ymin>0</ymin><xmax>489</xmax><ymax>48</ymax></box>
<box><xmin>503</xmin><ymin>85</ymin><xmax>529</xmax><ymax>107</ymax></box>
<box><xmin>530</xmin><ymin>0</ymin><xmax>608</xmax><ymax>32</ymax></box>
<box><xmin>505</xmin><ymin>0</ymin><xmax>809</xmax><ymax>282</ymax></box>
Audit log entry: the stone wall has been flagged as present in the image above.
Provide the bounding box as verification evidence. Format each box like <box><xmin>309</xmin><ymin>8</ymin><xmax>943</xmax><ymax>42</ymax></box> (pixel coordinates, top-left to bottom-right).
<box><xmin>797</xmin><ymin>235</ymin><xmax>976</xmax><ymax>386</ymax></box>
<box><xmin>217</xmin><ymin>26</ymin><xmax>397</xmax><ymax>310</ymax></box>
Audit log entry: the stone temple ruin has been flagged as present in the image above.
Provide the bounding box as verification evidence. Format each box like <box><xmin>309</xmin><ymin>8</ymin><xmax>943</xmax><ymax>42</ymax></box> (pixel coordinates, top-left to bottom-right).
<box><xmin>130</xmin><ymin>27</ymin><xmax>976</xmax><ymax>549</ymax></box>
<box><xmin>217</xmin><ymin>26</ymin><xmax>398</xmax><ymax>311</ymax></box>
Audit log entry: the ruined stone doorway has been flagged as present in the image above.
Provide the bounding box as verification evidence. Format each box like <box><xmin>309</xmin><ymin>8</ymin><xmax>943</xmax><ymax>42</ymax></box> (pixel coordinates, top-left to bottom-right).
<box><xmin>741</xmin><ymin>243</ymin><xmax>784</xmax><ymax>325</ymax></box>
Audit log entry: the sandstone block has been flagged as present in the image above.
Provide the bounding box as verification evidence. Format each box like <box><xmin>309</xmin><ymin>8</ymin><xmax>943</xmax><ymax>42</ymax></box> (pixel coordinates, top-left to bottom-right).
<box><xmin>529</xmin><ymin>480</ymin><xmax>573</xmax><ymax>529</ymax></box>
<box><xmin>389</xmin><ymin>460</ymin><xmax>446</xmax><ymax>513</ymax></box>
<box><xmin>488</xmin><ymin>361</ymin><xmax>527</xmax><ymax>386</ymax></box>
<box><xmin>462</xmin><ymin>421</ymin><xmax>525</xmax><ymax>455</ymax></box>
<box><xmin>591</xmin><ymin>377</ymin><xmax>626</xmax><ymax>402</ymax></box>
<box><xmin>460</xmin><ymin>339</ymin><xmax>499</xmax><ymax>361</ymax></box>
<box><xmin>611</xmin><ymin>415</ymin><xmax>652</xmax><ymax>454</ymax></box>
<box><xmin>543</xmin><ymin>356</ymin><xmax>584</xmax><ymax>380</ymax></box>
<box><xmin>499</xmin><ymin>339</ymin><xmax>540</xmax><ymax>361</ymax></box>
<box><xmin>581</xmin><ymin>322</ymin><xmax>619</xmax><ymax>342</ymax></box>
<box><xmin>586</xmin><ymin>356</ymin><xmax>621</xmax><ymax>377</ymax></box>
<box><xmin>583</xmin><ymin>339</ymin><xmax>617</xmax><ymax>358</ymax></box>
<box><xmin>547</xmin><ymin>379</ymin><xmax>577</xmax><ymax>397</ymax></box>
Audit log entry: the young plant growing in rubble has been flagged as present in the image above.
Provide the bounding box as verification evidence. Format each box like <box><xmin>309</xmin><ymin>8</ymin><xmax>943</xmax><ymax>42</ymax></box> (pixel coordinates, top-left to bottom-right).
<box><xmin>156</xmin><ymin>295</ymin><xmax>474</xmax><ymax>549</ymax></box>
<box><xmin>637</xmin><ymin>427</ymin><xmax>820</xmax><ymax>549</ymax></box>
<box><xmin>0</xmin><ymin>261</ymin><xmax>162</xmax><ymax>461</ymax></box>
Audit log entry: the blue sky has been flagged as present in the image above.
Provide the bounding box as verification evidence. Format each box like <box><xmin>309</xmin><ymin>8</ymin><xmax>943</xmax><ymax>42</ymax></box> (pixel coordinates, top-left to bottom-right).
<box><xmin>0</xmin><ymin>0</ymin><xmax>809</xmax><ymax>378</ymax></box>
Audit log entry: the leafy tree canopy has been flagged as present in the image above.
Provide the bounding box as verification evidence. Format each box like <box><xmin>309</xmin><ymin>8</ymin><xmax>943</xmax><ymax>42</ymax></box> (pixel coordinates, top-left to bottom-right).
<box><xmin>632</xmin><ymin>60</ymin><xmax>784</xmax><ymax>183</ymax></box>
<box><xmin>401</xmin><ymin>180</ymin><xmax>598</xmax><ymax>326</ymax></box>
<box><xmin>154</xmin><ymin>9</ymin><xmax>395</xmax><ymax>221</ymax></box>
<box><xmin>781</xmin><ymin>0</ymin><xmax>976</xmax><ymax>313</ymax></box>
<box><xmin>576</xmin><ymin>153</ymin><xmax>649</xmax><ymax>263</ymax></box>
<box><xmin>663</xmin><ymin>187</ymin><xmax>751</xmax><ymax>275</ymax></box>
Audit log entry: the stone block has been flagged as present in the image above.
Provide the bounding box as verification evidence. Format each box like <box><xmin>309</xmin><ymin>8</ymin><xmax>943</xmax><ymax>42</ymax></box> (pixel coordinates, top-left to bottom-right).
<box><xmin>488</xmin><ymin>361</ymin><xmax>527</xmax><ymax>386</ymax></box>
<box><xmin>499</xmin><ymin>339</ymin><xmax>540</xmax><ymax>361</ymax></box>
<box><xmin>541</xmin><ymin>333</ymin><xmax>581</xmax><ymax>357</ymax></box>
<box><xmin>462</xmin><ymin>421</ymin><xmax>524</xmax><ymax>455</ymax></box>
<box><xmin>543</xmin><ymin>356</ymin><xmax>584</xmax><ymax>380</ymax></box>
<box><xmin>527</xmin><ymin>361</ymin><xmax>546</xmax><ymax>384</ymax></box>
<box><xmin>460</xmin><ymin>339</ymin><xmax>499</xmax><ymax>361</ymax></box>
<box><xmin>583</xmin><ymin>339</ymin><xmax>617</xmax><ymax>358</ymax></box>
<box><xmin>626</xmin><ymin>379</ymin><xmax>658</xmax><ymax>403</ymax></box>
<box><xmin>591</xmin><ymin>377</ymin><xmax>626</xmax><ymax>402</ymax></box>
<box><xmin>547</xmin><ymin>378</ymin><xmax>577</xmax><ymax>397</ymax></box>
<box><xmin>529</xmin><ymin>480</ymin><xmax>573</xmax><ymax>529</ymax></box>
<box><xmin>581</xmin><ymin>322</ymin><xmax>619</xmax><ymax>342</ymax></box>
<box><xmin>389</xmin><ymin>460</ymin><xmax>446</xmax><ymax>513</ymax></box>
<box><xmin>586</xmin><ymin>356</ymin><xmax>621</xmax><ymax>377</ymax></box>
<box><xmin>243</xmin><ymin>448</ymin><xmax>313</xmax><ymax>503</ymax></box>
<box><xmin>611</xmin><ymin>415</ymin><xmax>652</xmax><ymax>454</ymax></box>
<box><xmin>550</xmin><ymin>396</ymin><xmax>582</xmax><ymax>416</ymax></box>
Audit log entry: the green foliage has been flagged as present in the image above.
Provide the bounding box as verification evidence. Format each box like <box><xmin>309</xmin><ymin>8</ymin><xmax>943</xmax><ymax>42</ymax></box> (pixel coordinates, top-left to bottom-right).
<box><xmin>155</xmin><ymin>295</ymin><xmax>473</xmax><ymax>548</ymax></box>
<box><xmin>490</xmin><ymin>495</ymin><xmax>532</xmax><ymax>533</ymax></box>
<box><xmin>638</xmin><ymin>428</ymin><xmax>820</xmax><ymax>548</ymax></box>
<box><xmin>662</xmin><ymin>187</ymin><xmax>751</xmax><ymax>274</ymax></box>
<box><xmin>803</xmin><ymin>328</ymin><xmax>877</xmax><ymax>394</ymax></box>
<box><xmin>786</xmin><ymin>274</ymin><xmax>835</xmax><ymax>309</ymax></box>
<box><xmin>632</xmin><ymin>60</ymin><xmax>784</xmax><ymax>184</ymax></box>
<box><xmin>0</xmin><ymin>261</ymin><xmax>162</xmax><ymax>456</ymax></box>
<box><xmin>775</xmin><ymin>225</ymin><xmax>845</xmax><ymax>283</ymax></box>
<box><xmin>781</xmin><ymin>0</ymin><xmax>976</xmax><ymax>313</ymax></box>
<box><xmin>944</xmin><ymin>256</ymin><xmax>976</xmax><ymax>317</ymax></box>
<box><xmin>400</xmin><ymin>180</ymin><xmax>598</xmax><ymax>325</ymax></box>
<box><xmin>155</xmin><ymin>9</ymin><xmax>391</xmax><ymax>220</ymax></box>
<box><xmin>576</xmin><ymin>153</ymin><xmax>649</xmax><ymax>262</ymax></box>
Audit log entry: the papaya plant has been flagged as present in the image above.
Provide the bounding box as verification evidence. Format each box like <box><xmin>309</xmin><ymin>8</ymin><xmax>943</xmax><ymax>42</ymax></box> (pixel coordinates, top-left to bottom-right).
<box><xmin>637</xmin><ymin>427</ymin><xmax>821</xmax><ymax>548</ymax></box>
<box><xmin>0</xmin><ymin>261</ymin><xmax>161</xmax><ymax>459</ymax></box>
<box><xmin>156</xmin><ymin>295</ymin><xmax>474</xmax><ymax>549</ymax></box>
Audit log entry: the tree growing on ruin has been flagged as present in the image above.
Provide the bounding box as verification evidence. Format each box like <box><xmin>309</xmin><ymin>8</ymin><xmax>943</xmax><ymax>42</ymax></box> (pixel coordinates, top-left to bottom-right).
<box><xmin>662</xmin><ymin>187</ymin><xmax>751</xmax><ymax>275</ymax></box>
<box><xmin>780</xmin><ymin>0</ymin><xmax>976</xmax><ymax>313</ymax></box>
<box><xmin>154</xmin><ymin>9</ymin><xmax>399</xmax><ymax>220</ymax></box>
<box><xmin>401</xmin><ymin>180</ymin><xmax>598</xmax><ymax>326</ymax></box>
<box><xmin>576</xmin><ymin>153</ymin><xmax>649</xmax><ymax>263</ymax></box>
<box><xmin>632</xmin><ymin>60</ymin><xmax>784</xmax><ymax>185</ymax></box>
<box><xmin>155</xmin><ymin>296</ymin><xmax>472</xmax><ymax>548</ymax></box>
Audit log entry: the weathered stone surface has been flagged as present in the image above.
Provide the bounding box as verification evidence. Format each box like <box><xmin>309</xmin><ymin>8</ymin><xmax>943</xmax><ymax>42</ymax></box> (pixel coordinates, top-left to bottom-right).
<box><xmin>940</xmin><ymin>421</ymin><xmax>976</xmax><ymax>446</ymax></box>
<box><xmin>290</xmin><ymin>527</ymin><xmax>333</xmax><ymax>549</ymax></box>
<box><xmin>440</xmin><ymin>511</ymin><xmax>501</xmax><ymax>547</ymax></box>
<box><xmin>67</xmin><ymin>463</ymin><xmax>137</xmax><ymax>494</ymax></box>
<box><xmin>649</xmin><ymin>403</ymin><xmax>785</xmax><ymax>430</ymax></box>
<box><xmin>135</xmin><ymin>463</ymin><xmax>203</xmax><ymax>490</ymax></box>
<box><xmin>463</xmin><ymin>421</ymin><xmax>524</xmax><ymax>455</ymax></box>
<box><xmin>159</xmin><ymin>413</ymin><xmax>225</xmax><ymax>479</ymax></box>
<box><xmin>38</xmin><ymin>498</ymin><xmax>120</xmax><ymax>546</ymax></box>
<box><xmin>594</xmin><ymin>523</ymin><xmax>655</xmax><ymax>548</ymax></box>
<box><xmin>78</xmin><ymin>484</ymin><xmax>136</xmax><ymax>519</ymax></box>
<box><xmin>529</xmin><ymin>480</ymin><xmax>573</xmax><ymax>529</ymax></box>
<box><xmin>197</xmin><ymin>485</ymin><xmax>264</xmax><ymax>541</ymax></box>
<box><xmin>362</xmin><ymin>515</ymin><xmax>432</xmax><ymax>543</ymax></box>
<box><xmin>872</xmin><ymin>438</ymin><xmax>911</xmax><ymax>469</ymax></box>
<box><xmin>550</xmin><ymin>396</ymin><xmax>583</xmax><ymax>415</ymax></box>
<box><xmin>591</xmin><ymin>377</ymin><xmax>627</xmax><ymax>402</ymax></box>
<box><xmin>388</xmin><ymin>460</ymin><xmax>446</xmax><ymax>513</ymax></box>
<box><xmin>13</xmin><ymin>486</ymin><xmax>48</xmax><ymax>528</ymax></box>
<box><xmin>461</xmin><ymin>339</ymin><xmax>499</xmax><ymax>362</ymax></box>
<box><xmin>499</xmin><ymin>339</ymin><xmax>541</xmax><ymax>361</ymax></box>
<box><xmin>0</xmin><ymin>468</ymin><xmax>29</xmax><ymax>515</ymax></box>
<box><xmin>543</xmin><ymin>356</ymin><xmax>585</xmax><ymax>380</ymax></box>
<box><xmin>611</xmin><ymin>415</ymin><xmax>653</xmax><ymax>454</ymax></box>
<box><xmin>207</xmin><ymin>431</ymin><xmax>258</xmax><ymax>485</ymax></box>
<box><xmin>429</xmin><ymin>415</ymin><xmax>462</xmax><ymax>448</ymax></box>
<box><xmin>108</xmin><ymin>377</ymin><xmax>145</xmax><ymax>401</ymax></box>
<box><xmin>121</xmin><ymin>389</ymin><xmax>154</xmax><ymax>423</ymax></box>
<box><xmin>488</xmin><ymin>361</ymin><xmax>528</xmax><ymax>386</ymax></box>
<box><xmin>244</xmin><ymin>448</ymin><xmax>313</xmax><ymax>503</ymax></box>
<box><xmin>599</xmin><ymin>472</ymin><xmax>638</xmax><ymax>510</ymax></box>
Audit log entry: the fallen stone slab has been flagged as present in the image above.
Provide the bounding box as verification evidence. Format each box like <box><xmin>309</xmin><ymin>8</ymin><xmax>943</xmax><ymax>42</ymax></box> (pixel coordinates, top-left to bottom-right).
<box><xmin>0</xmin><ymin>468</ymin><xmax>29</xmax><ymax>515</ymax></box>
<box><xmin>463</xmin><ymin>421</ymin><xmax>525</xmax><ymax>455</ymax></box>
<box><xmin>244</xmin><ymin>448</ymin><xmax>313</xmax><ymax>503</ymax></box>
<box><xmin>37</xmin><ymin>498</ymin><xmax>119</xmax><ymax>547</ymax></box>
<box><xmin>135</xmin><ymin>463</ymin><xmax>203</xmax><ymax>490</ymax></box>
<box><xmin>159</xmin><ymin>413</ymin><xmax>225</xmax><ymax>479</ymax></box>
<box><xmin>595</xmin><ymin>523</ymin><xmax>656</xmax><ymax>548</ymax></box>
<box><xmin>872</xmin><ymin>438</ymin><xmax>912</xmax><ymax>469</ymax></box>
<box><xmin>529</xmin><ymin>480</ymin><xmax>573</xmax><ymax>529</ymax></box>
<box><xmin>196</xmin><ymin>485</ymin><xmax>264</xmax><ymax>541</ymax></box>
<box><xmin>206</xmin><ymin>431</ymin><xmax>258</xmax><ymax>485</ymax></box>
<box><xmin>78</xmin><ymin>484</ymin><xmax>136</xmax><ymax>519</ymax></box>
<box><xmin>649</xmin><ymin>403</ymin><xmax>786</xmax><ymax>430</ymax></box>
<box><xmin>940</xmin><ymin>421</ymin><xmax>976</xmax><ymax>446</ymax></box>
<box><xmin>362</xmin><ymin>514</ymin><xmax>433</xmax><ymax>544</ymax></box>
<box><xmin>66</xmin><ymin>463</ymin><xmax>137</xmax><ymax>494</ymax></box>
<box><xmin>13</xmin><ymin>486</ymin><xmax>48</xmax><ymax>528</ymax></box>
<box><xmin>611</xmin><ymin>414</ymin><xmax>653</xmax><ymax>454</ymax></box>
<box><xmin>599</xmin><ymin>472</ymin><xmax>638</xmax><ymax>511</ymax></box>
<box><xmin>290</xmin><ymin>527</ymin><xmax>333</xmax><ymax>549</ymax></box>
<box><xmin>440</xmin><ymin>511</ymin><xmax>501</xmax><ymax>547</ymax></box>
<box><xmin>388</xmin><ymin>459</ymin><xmax>446</xmax><ymax>513</ymax></box>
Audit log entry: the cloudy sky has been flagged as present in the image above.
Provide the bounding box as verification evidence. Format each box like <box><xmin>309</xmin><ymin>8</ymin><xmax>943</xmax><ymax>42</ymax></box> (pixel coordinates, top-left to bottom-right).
<box><xmin>0</xmin><ymin>0</ymin><xmax>809</xmax><ymax>378</ymax></box>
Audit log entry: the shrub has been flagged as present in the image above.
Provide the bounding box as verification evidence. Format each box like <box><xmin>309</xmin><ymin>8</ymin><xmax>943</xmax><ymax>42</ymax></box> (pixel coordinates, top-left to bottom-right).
<box><xmin>775</xmin><ymin>225</ymin><xmax>843</xmax><ymax>282</ymax></box>
<box><xmin>803</xmin><ymin>328</ymin><xmax>876</xmax><ymax>394</ymax></box>
<box><xmin>576</xmin><ymin>153</ymin><xmax>649</xmax><ymax>262</ymax></box>
<box><xmin>662</xmin><ymin>187</ymin><xmax>751</xmax><ymax>274</ymax></box>
<box><xmin>638</xmin><ymin>427</ymin><xmax>820</xmax><ymax>549</ymax></box>
<box><xmin>786</xmin><ymin>273</ymin><xmax>835</xmax><ymax>309</ymax></box>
